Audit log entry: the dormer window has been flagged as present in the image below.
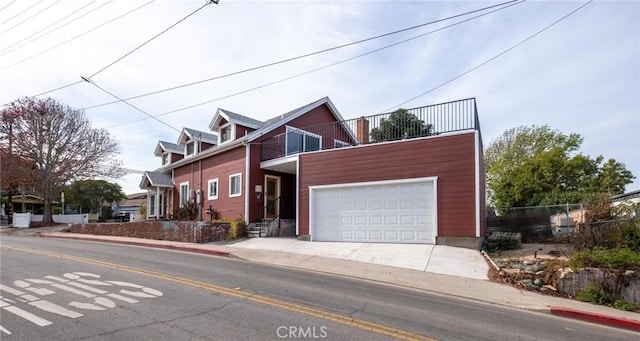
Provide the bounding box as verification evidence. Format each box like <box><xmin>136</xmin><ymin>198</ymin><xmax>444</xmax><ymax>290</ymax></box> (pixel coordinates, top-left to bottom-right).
<box><xmin>161</xmin><ymin>153</ymin><xmax>170</xmax><ymax>166</ymax></box>
<box><xmin>220</xmin><ymin>124</ymin><xmax>232</xmax><ymax>144</ymax></box>
<box><xmin>185</xmin><ymin>140</ymin><xmax>197</xmax><ymax>156</ymax></box>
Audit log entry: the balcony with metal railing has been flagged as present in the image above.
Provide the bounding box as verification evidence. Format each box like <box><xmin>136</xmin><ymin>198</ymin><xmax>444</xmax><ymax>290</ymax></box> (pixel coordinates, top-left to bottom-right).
<box><xmin>260</xmin><ymin>98</ymin><xmax>480</xmax><ymax>163</ymax></box>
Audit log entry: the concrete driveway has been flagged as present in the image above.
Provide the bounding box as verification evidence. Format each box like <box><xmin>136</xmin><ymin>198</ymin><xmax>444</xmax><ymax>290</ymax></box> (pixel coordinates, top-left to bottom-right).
<box><xmin>230</xmin><ymin>237</ymin><xmax>489</xmax><ymax>280</ymax></box>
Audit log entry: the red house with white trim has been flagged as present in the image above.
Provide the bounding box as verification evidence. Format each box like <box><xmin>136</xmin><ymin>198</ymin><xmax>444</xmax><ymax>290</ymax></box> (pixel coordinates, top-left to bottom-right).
<box><xmin>140</xmin><ymin>97</ymin><xmax>486</xmax><ymax>249</ymax></box>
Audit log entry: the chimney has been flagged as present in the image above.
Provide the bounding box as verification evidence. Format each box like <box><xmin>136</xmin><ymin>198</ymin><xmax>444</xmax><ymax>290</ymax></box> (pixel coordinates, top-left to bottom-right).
<box><xmin>356</xmin><ymin>117</ymin><xmax>369</xmax><ymax>144</ymax></box>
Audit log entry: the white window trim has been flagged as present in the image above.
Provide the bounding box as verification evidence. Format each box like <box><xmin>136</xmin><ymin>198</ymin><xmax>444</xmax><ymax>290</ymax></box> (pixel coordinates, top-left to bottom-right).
<box><xmin>149</xmin><ymin>193</ymin><xmax>164</xmax><ymax>217</ymax></box>
<box><xmin>229</xmin><ymin>173</ymin><xmax>242</xmax><ymax>198</ymax></box>
<box><xmin>285</xmin><ymin>126</ymin><xmax>322</xmax><ymax>155</ymax></box>
<box><xmin>161</xmin><ymin>152</ymin><xmax>170</xmax><ymax>166</ymax></box>
<box><xmin>185</xmin><ymin>140</ymin><xmax>198</xmax><ymax>157</ymax></box>
<box><xmin>207</xmin><ymin>178</ymin><xmax>219</xmax><ymax>200</ymax></box>
<box><xmin>219</xmin><ymin>123</ymin><xmax>235</xmax><ymax>145</ymax></box>
<box><xmin>179</xmin><ymin>181</ymin><xmax>189</xmax><ymax>207</ymax></box>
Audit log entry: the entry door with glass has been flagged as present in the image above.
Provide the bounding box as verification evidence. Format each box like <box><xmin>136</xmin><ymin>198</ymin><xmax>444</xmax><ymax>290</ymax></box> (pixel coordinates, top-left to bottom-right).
<box><xmin>265</xmin><ymin>176</ymin><xmax>280</xmax><ymax>219</ymax></box>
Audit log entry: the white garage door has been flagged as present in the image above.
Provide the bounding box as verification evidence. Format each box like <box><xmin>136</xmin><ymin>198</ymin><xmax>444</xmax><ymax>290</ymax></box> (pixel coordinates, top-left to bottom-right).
<box><xmin>311</xmin><ymin>179</ymin><xmax>436</xmax><ymax>244</ymax></box>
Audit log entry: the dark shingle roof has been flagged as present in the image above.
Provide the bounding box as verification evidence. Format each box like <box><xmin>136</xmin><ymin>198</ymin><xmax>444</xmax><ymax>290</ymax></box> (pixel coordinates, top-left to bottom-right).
<box><xmin>219</xmin><ymin>109</ymin><xmax>264</xmax><ymax>128</ymax></box>
<box><xmin>184</xmin><ymin>128</ymin><xmax>218</xmax><ymax>144</ymax></box>
<box><xmin>141</xmin><ymin>171</ymin><xmax>174</xmax><ymax>188</ymax></box>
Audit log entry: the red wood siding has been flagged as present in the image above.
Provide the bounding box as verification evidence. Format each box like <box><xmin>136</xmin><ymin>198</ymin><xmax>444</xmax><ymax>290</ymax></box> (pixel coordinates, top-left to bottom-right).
<box><xmin>170</xmin><ymin>153</ymin><xmax>183</xmax><ymax>163</ymax></box>
<box><xmin>252</xmin><ymin>104</ymin><xmax>340</xmax><ymax>144</ymax></box>
<box><xmin>298</xmin><ymin>132</ymin><xmax>481</xmax><ymax>238</ymax></box>
<box><xmin>235</xmin><ymin>124</ymin><xmax>255</xmax><ymax>139</ymax></box>
<box><xmin>172</xmin><ymin>147</ymin><xmax>246</xmax><ymax>221</ymax></box>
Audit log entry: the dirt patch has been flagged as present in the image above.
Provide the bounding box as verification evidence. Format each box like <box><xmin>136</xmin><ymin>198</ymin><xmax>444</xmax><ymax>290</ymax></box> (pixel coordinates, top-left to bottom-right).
<box><xmin>486</xmin><ymin>243</ymin><xmax>574</xmax><ymax>298</ymax></box>
<box><xmin>489</xmin><ymin>243</ymin><xmax>572</xmax><ymax>262</ymax></box>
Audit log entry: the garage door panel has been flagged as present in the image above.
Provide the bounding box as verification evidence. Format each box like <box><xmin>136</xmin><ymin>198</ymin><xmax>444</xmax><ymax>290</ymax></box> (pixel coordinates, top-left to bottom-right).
<box><xmin>312</xmin><ymin>180</ymin><xmax>436</xmax><ymax>244</ymax></box>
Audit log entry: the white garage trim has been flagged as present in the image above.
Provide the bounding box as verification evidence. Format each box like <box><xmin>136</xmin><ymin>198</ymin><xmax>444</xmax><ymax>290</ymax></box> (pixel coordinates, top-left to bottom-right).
<box><xmin>309</xmin><ymin>177</ymin><xmax>438</xmax><ymax>243</ymax></box>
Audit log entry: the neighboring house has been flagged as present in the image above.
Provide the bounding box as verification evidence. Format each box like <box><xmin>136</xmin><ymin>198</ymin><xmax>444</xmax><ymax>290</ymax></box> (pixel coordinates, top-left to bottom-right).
<box><xmin>140</xmin><ymin>97</ymin><xmax>486</xmax><ymax>249</ymax></box>
<box><xmin>611</xmin><ymin>189</ymin><xmax>640</xmax><ymax>217</ymax></box>
<box><xmin>113</xmin><ymin>193</ymin><xmax>148</xmax><ymax>216</ymax></box>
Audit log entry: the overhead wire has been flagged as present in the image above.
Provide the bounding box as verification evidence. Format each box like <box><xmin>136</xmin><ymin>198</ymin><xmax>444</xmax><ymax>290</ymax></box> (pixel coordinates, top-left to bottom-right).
<box><xmin>0</xmin><ymin>0</ymin><xmax>156</xmax><ymax>104</ymax></box>
<box><xmin>1</xmin><ymin>0</ymin><xmax>104</xmax><ymax>55</ymax></box>
<box><xmin>103</xmin><ymin>0</ymin><xmax>526</xmax><ymax>129</ymax></box>
<box><xmin>0</xmin><ymin>0</ymin><xmax>155</xmax><ymax>71</ymax></box>
<box><xmin>0</xmin><ymin>0</ymin><xmax>18</xmax><ymax>12</ymax></box>
<box><xmin>1</xmin><ymin>0</ymin><xmax>62</xmax><ymax>35</ymax></box>
<box><xmin>88</xmin><ymin>0</ymin><xmax>217</xmax><ymax>78</ymax></box>
<box><xmin>83</xmin><ymin>0</ymin><xmax>519</xmax><ymax>110</ymax></box>
<box><xmin>378</xmin><ymin>0</ymin><xmax>594</xmax><ymax>114</ymax></box>
<box><xmin>0</xmin><ymin>0</ymin><xmax>40</xmax><ymax>27</ymax></box>
<box><xmin>81</xmin><ymin>76</ymin><xmax>180</xmax><ymax>133</ymax></box>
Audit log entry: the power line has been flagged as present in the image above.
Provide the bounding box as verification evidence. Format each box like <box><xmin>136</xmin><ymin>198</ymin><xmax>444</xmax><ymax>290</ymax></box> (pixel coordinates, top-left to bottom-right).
<box><xmin>88</xmin><ymin>0</ymin><xmax>218</xmax><ymax>78</ymax></box>
<box><xmin>0</xmin><ymin>0</ymin><xmax>155</xmax><ymax>71</ymax></box>
<box><xmin>379</xmin><ymin>0</ymin><xmax>594</xmax><ymax>114</ymax></box>
<box><xmin>1</xmin><ymin>0</ymin><xmax>104</xmax><ymax>55</ymax></box>
<box><xmin>103</xmin><ymin>0</ymin><xmax>525</xmax><ymax>129</ymax></box>
<box><xmin>0</xmin><ymin>0</ymin><xmax>18</xmax><ymax>12</ymax></box>
<box><xmin>1</xmin><ymin>0</ymin><xmax>62</xmax><ymax>35</ymax></box>
<box><xmin>81</xmin><ymin>76</ymin><xmax>180</xmax><ymax>133</ymax></box>
<box><xmin>0</xmin><ymin>1</ymin><xmax>40</xmax><ymax>26</ymax></box>
<box><xmin>83</xmin><ymin>0</ymin><xmax>519</xmax><ymax>110</ymax></box>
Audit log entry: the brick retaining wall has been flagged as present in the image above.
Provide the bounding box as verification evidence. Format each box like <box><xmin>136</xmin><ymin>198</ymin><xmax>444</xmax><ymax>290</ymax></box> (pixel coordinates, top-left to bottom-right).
<box><xmin>68</xmin><ymin>220</ymin><xmax>240</xmax><ymax>243</ymax></box>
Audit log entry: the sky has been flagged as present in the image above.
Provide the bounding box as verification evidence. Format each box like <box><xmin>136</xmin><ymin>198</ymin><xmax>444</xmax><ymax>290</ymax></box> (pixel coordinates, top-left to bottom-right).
<box><xmin>1</xmin><ymin>0</ymin><xmax>638</xmax><ymax>196</ymax></box>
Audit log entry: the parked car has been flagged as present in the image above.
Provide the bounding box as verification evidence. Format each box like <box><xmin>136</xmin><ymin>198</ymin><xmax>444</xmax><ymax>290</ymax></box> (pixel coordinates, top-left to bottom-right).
<box><xmin>116</xmin><ymin>212</ymin><xmax>131</xmax><ymax>222</ymax></box>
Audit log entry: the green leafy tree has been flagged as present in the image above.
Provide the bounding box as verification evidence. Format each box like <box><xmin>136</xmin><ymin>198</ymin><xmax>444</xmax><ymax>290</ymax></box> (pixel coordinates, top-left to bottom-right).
<box><xmin>486</xmin><ymin>125</ymin><xmax>634</xmax><ymax>210</ymax></box>
<box><xmin>64</xmin><ymin>180</ymin><xmax>125</xmax><ymax>215</ymax></box>
<box><xmin>370</xmin><ymin>109</ymin><xmax>433</xmax><ymax>142</ymax></box>
<box><xmin>0</xmin><ymin>97</ymin><xmax>121</xmax><ymax>223</ymax></box>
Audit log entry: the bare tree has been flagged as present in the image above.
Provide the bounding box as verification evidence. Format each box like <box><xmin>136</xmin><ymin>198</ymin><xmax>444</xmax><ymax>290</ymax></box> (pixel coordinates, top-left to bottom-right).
<box><xmin>0</xmin><ymin>97</ymin><xmax>121</xmax><ymax>223</ymax></box>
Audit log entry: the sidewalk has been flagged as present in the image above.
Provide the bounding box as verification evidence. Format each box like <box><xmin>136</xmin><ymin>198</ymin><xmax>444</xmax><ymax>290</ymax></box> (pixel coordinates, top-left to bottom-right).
<box><xmin>22</xmin><ymin>231</ymin><xmax>640</xmax><ymax>333</ymax></box>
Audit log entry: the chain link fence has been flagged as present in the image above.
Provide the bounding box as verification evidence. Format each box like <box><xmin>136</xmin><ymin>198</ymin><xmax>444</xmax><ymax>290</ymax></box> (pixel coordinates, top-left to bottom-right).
<box><xmin>487</xmin><ymin>204</ymin><xmax>584</xmax><ymax>242</ymax></box>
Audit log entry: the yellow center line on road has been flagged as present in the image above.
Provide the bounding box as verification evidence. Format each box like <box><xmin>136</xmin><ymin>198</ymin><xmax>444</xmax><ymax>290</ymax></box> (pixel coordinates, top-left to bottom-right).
<box><xmin>2</xmin><ymin>244</ymin><xmax>437</xmax><ymax>341</ymax></box>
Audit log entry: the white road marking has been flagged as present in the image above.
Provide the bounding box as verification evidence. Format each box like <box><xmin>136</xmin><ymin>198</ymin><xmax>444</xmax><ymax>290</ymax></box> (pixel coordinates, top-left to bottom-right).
<box><xmin>106</xmin><ymin>293</ymin><xmax>138</xmax><ymax>303</ymax></box>
<box><xmin>44</xmin><ymin>276</ymin><xmax>69</xmax><ymax>283</ymax></box>
<box><xmin>13</xmin><ymin>280</ymin><xmax>56</xmax><ymax>296</ymax></box>
<box><xmin>0</xmin><ymin>325</ymin><xmax>11</xmax><ymax>335</ymax></box>
<box><xmin>69</xmin><ymin>301</ymin><xmax>105</xmax><ymax>311</ymax></box>
<box><xmin>51</xmin><ymin>284</ymin><xmax>95</xmax><ymax>298</ymax></box>
<box><xmin>3</xmin><ymin>305</ymin><xmax>53</xmax><ymax>327</ymax></box>
<box><xmin>107</xmin><ymin>281</ymin><xmax>163</xmax><ymax>297</ymax></box>
<box><xmin>29</xmin><ymin>300</ymin><xmax>83</xmax><ymax>318</ymax></box>
<box><xmin>0</xmin><ymin>284</ymin><xmax>26</xmax><ymax>296</ymax></box>
<box><xmin>67</xmin><ymin>281</ymin><xmax>109</xmax><ymax>294</ymax></box>
<box><xmin>19</xmin><ymin>294</ymin><xmax>39</xmax><ymax>302</ymax></box>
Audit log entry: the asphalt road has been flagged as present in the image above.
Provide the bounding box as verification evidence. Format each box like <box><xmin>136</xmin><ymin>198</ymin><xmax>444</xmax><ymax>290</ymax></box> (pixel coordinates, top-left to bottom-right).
<box><xmin>0</xmin><ymin>235</ymin><xmax>637</xmax><ymax>341</ymax></box>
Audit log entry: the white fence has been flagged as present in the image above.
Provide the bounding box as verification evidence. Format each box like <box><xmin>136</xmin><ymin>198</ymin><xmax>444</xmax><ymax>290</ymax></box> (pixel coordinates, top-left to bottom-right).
<box><xmin>13</xmin><ymin>213</ymin><xmax>31</xmax><ymax>228</ymax></box>
<box><xmin>31</xmin><ymin>214</ymin><xmax>88</xmax><ymax>225</ymax></box>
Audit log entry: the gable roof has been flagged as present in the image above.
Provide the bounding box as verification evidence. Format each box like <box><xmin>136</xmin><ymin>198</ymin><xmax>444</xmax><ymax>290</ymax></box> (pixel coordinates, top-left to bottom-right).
<box><xmin>177</xmin><ymin>127</ymin><xmax>218</xmax><ymax>145</ymax></box>
<box><xmin>209</xmin><ymin>109</ymin><xmax>264</xmax><ymax>130</ymax></box>
<box><xmin>139</xmin><ymin>171</ymin><xmax>174</xmax><ymax>189</ymax></box>
<box><xmin>247</xmin><ymin>96</ymin><xmax>345</xmax><ymax>142</ymax></box>
<box><xmin>154</xmin><ymin>141</ymin><xmax>183</xmax><ymax>156</ymax></box>
<box><xmin>151</xmin><ymin>97</ymin><xmax>346</xmax><ymax>171</ymax></box>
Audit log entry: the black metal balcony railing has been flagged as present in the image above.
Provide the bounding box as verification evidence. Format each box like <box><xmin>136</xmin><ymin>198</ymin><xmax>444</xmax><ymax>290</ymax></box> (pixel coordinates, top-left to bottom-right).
<box><xmin>260</xmin><ymin>98</ymin><xmax>480</xmax><ymax>162</ymax></box>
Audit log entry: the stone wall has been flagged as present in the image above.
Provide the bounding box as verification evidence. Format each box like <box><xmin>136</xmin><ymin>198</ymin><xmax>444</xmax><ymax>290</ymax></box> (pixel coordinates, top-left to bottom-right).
<box><xmin>557</xmin><ymin>268</ymin><xmax>640</xmax><ymax>304</ymax></box>
<box><xmin>68</xmin><ymin>220</ymin><xmax>237</xmax><ymax>243</ymax></box>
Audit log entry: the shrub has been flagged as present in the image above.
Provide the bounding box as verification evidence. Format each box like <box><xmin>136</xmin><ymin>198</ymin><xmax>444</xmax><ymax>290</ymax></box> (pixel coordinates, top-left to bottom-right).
<box><xmin>577</xmin><ymin>286</ymin><xmax>640</xmax><ymax>312</ymax></box>
<box><xmin>570</xmin><ymin>248</ymin><xmax>640</xmax><ymax>271</ymax></box>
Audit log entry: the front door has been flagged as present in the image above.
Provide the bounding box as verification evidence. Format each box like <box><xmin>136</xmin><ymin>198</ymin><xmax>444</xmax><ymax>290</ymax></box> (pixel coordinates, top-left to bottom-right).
<box><xmin>265</xmin><ymin>176</ymin><xmax>280</xmax><ymax>219</ymax></box>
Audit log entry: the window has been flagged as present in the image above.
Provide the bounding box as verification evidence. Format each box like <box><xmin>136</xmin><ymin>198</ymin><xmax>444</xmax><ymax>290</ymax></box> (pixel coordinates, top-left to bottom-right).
<box><xmin>185</xmin><ymin>140</ymin><xmax>196</xmax><ymax>156</ymax></box>
<box><xmin>229</xmin><ymin>173</ymin><xmax>242</xmax><ymax>197</ymax></box>
<box><xmin>149</xmin><ymin>193</ymin><xmax>164</xmax><ymax>217</ymax></box>
<box><xmin>208</xmin><ymin>178</ymin><xmax>218</xmax><ymax>200</ymax></box>
<box><xmin>334</xmin><ymin>140</ymin><xmax>350</xmax><ymax>148</ymax></box>
<box><xmin>179</xmin><ymin>182</ymin><xmax>189</xmax><ymax>207</ymax></box>
<box><xmin>161</xmin><ymin>153</ymin><xmax>170</xmax><ymax>166</ymax></box>
<box><xmin>220</xmin><ymin>124</ymin><xmax>232</xmax><ymax>143</ymax></box>
<box><xmin>285</xmin><ymin>126</ymin><xmax>321</xmax><ymax>155</ymax></box>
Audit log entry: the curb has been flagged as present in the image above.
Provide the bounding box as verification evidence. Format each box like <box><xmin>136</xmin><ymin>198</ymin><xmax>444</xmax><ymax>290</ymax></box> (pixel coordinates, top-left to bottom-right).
<box><xmin>550</xmin><ymin>306</ymin><xmax>640</xmax><ymax>332</ymax></box>
<box><xmin>37</xmin><ymin>234</ymin><xmax>231</xmax><ymax>258</ymax></box>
